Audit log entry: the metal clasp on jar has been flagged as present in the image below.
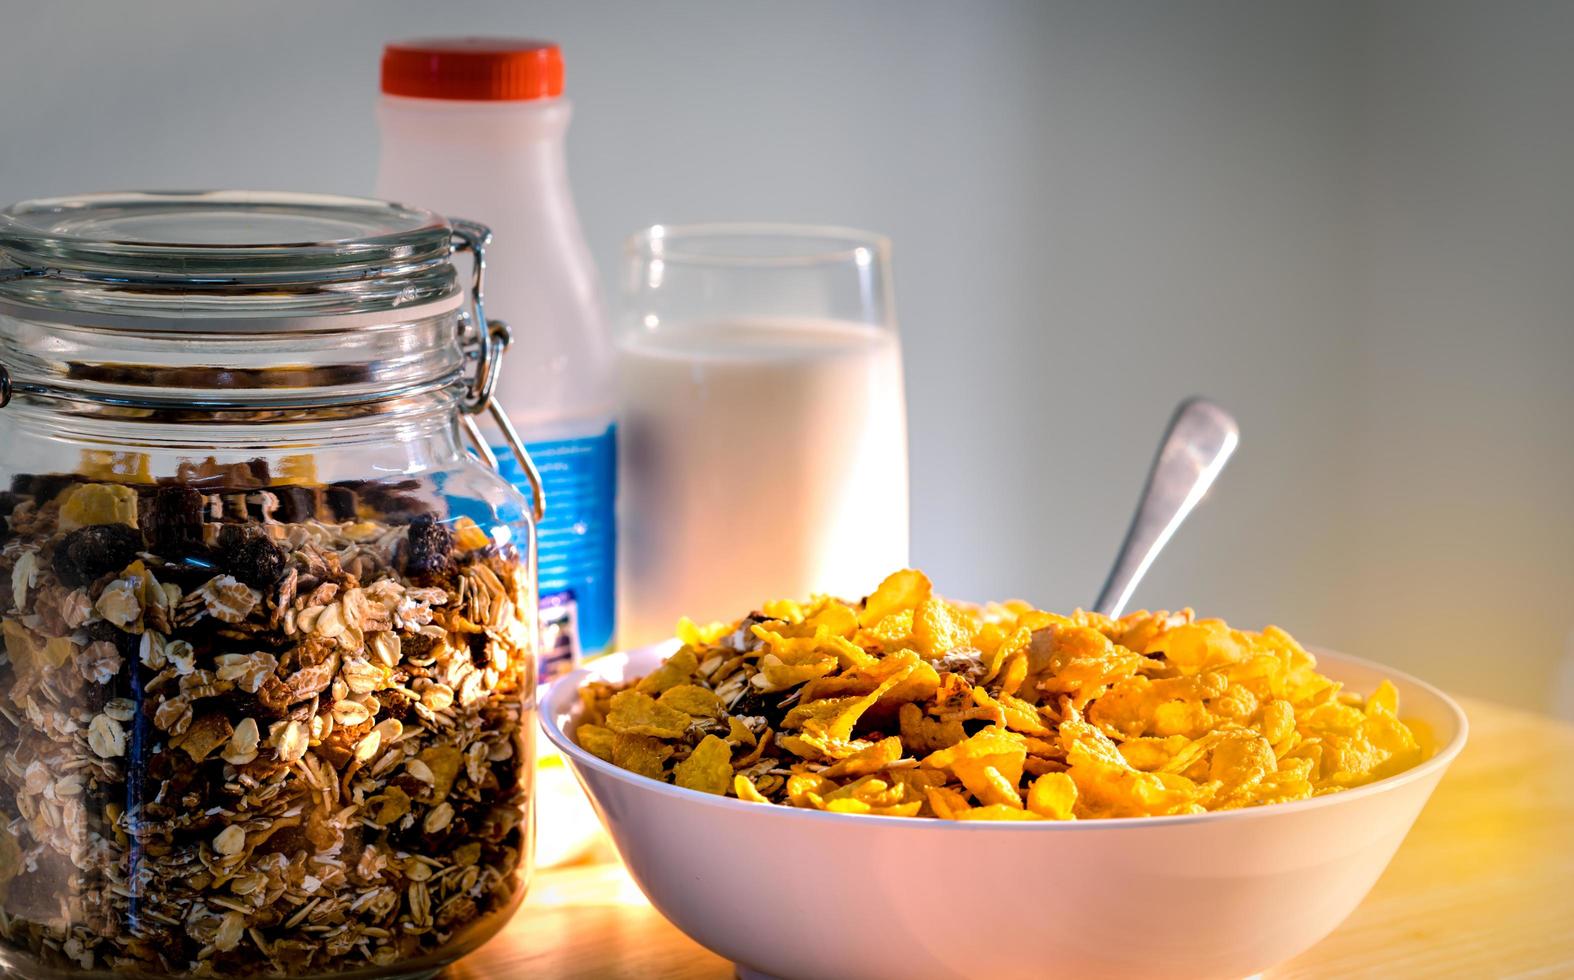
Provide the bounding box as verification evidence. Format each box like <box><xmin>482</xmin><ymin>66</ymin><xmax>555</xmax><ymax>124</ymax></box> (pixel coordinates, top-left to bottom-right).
<box><xmin>449</xmin><ymin>220</ymin><xmax>547</xmax><ymax>524</ymax></box>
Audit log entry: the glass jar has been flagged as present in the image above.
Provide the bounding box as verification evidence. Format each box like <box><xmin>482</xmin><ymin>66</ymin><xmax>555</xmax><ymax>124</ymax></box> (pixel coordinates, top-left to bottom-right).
<box><xmin>0</xmin><ymin>192</ymin><xmax>545</xmax><ymax>979</ymax></box>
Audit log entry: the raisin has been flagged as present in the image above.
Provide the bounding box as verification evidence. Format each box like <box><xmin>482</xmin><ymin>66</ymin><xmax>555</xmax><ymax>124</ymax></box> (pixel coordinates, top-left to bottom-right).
<box><xmin>255</xmin><ymin>823</ymin><xmax>310</xmax><ymax>858</ymax></box>
<box><xmin>467</xmin><ymin>632</ymin><xmax>489</xmax><ymax>669</ymax></box>
<box><xmin>221</xmin><ymin>533</ymin><xmax>287</xmax><ymax>589</ymax></box>
<box><xmin>85</xmin><ymin>620</ymin><xmax>122</xmax><ymax>645</ymax></box>
<box><xmin>244</xmin><ymin>457</ymin><xmax>272</xmax><ymax>485</ymax></box>
<box><xmin>492</xmin><ymin>759</ymin><xmax>520</xmax><ymax>793</ymax></box>
<box><xmin>54</xmin><ymin>524</ymin><xmax>144</xmax><ymax>588</ymax></box>
<box><xmin>220</xmin><ymin>492</ymin><xmax>249</xmax><ymax>522</ymax></box>
<box><xmin>403</xmin><ymin>515</ymin><xmax>454</xmax><ymax>577</ymax></box>
<box><xmin>87</xmin><ymin>619</ymin><xmax>141</xmax><ymax>661</ymax></box>
<box><xmin>274</xmin><ymin>486</ymin><xmax>319</xmax><ymax>523</ymax></box>
<box><xmin>0</xmin><ymin>492</ymin><xmax>16</xmax><ymax>544</ymax></box>
<box><xmin>326</xmin><ymin>483</ymin><xmax>361</xmax><ymax>521</ymax></box>
<box><xmin>80</xmin><ymin>676</ymin><xmax>112</xmax><ymax>713</ymax></box>
<box><xmin>377</xmin><ymin>494</ymin><xmax>430</xmax><ymax>519</ymax></box>
<box><xmin>23</xmin><ymin>474</ymin><xmax>78</xmax><ymax>504</ymax></box>
<box><xmin>212</xmin><ymin>690</ymin><xmax>264</xmax><ymax>721</ymax></box>
<box><xmin>400</xmin><ymin>632</ymin><xmax>437</xmax><ymax>659</ymax></box>
<box><xmin>146</xmin><ymin>486</ymin><xmax>206</xmax><ymax>555</ymax></box>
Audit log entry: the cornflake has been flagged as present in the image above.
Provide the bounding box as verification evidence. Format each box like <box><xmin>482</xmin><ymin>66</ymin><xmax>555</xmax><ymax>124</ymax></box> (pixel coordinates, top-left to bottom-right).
<box><xmin>579</xmin><ymin>569</ymin><xmax>1426</xmax><ymax>821</ymax></box>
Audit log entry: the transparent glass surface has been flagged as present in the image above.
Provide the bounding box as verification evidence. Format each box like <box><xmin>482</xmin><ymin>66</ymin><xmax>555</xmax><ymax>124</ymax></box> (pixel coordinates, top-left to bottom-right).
<box><xmin>0</xmin><ymin>206</ymin><xmax>537</xmax><ymax>977</ymax></box>
<box><xmin>0</xmin><ymin>191</ymin><xmax>457</xmax><ymax>322</ymax></box>
<box><xmin>616</xmin><ymin>224</ymin><xmax>910</xmax><ymax>647</ymax></box>
<box><xmin>0</xmin><ymin>389</ymin><xmax>536</xmax><ymax>979</ymax></box>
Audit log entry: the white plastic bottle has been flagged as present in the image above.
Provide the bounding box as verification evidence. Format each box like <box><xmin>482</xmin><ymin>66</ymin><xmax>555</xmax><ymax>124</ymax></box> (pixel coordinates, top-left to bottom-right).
<box><xmin>377</xmin><ymin>38</ymin><xmax>617</xmax><ymax>677</ymax></box>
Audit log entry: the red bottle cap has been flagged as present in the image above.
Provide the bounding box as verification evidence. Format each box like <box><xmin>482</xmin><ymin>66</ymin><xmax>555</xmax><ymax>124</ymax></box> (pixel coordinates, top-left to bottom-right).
<box><xmin>381</xmin><ymin>38</ymin><xmax>564</xmax><ymax>101</ymax></box>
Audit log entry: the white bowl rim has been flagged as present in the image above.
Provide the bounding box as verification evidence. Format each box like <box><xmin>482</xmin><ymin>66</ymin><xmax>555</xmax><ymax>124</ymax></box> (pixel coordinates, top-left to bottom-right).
<box><xmin>541</xmin><ymin>644</ymin><xmax>1470</xmax><ymax>831</ymax></box>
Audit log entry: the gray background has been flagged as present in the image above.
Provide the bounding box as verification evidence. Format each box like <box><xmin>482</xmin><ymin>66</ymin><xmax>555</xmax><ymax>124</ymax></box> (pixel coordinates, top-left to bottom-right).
<box><xmin>3</xmin><ymin>1</ymin><xmax>1571</xmax><ymax>714</ymax></box>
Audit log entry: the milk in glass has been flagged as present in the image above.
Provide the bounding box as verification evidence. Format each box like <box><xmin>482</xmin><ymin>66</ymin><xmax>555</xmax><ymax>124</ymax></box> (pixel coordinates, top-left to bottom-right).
<box><xmin>617</xmin><ymin>316</ymin><xmax>908</xmax><ymax>646</ymax></box>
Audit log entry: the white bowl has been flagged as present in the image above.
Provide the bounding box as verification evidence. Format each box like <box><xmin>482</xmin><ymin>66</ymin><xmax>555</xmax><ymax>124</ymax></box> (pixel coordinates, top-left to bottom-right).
<box><xmin>542</xmin><ymin>643</ymin><xmax>1467</xmax><ymax>980</ymax></box>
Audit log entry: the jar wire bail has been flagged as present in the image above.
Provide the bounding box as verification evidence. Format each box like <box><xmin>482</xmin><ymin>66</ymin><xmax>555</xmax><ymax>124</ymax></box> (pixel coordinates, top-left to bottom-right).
<box><xmin>450</xmin><ymin>220</ymin><xmax>547</xmax><ymax>524</ymax></box>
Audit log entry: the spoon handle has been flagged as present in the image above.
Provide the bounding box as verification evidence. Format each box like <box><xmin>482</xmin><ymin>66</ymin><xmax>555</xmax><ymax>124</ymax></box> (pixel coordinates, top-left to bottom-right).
<box><xmin>1092</xmin><ymin>398</ymin><xmax>1239</xmax><ymax>618</ymax></box>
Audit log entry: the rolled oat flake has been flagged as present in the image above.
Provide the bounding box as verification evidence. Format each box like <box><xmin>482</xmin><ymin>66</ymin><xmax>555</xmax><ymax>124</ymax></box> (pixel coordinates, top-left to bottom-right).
<box><xmin>0</xmin><ymin>191</ymin><xmax>543</xmax><ymax>978</ymax></box>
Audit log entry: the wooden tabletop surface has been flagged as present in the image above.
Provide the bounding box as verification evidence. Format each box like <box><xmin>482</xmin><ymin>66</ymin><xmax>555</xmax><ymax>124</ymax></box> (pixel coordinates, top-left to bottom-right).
<box><xmin>449</xmin><ymin>696</ymin><xmax>1574</xmax><ymax>979</ymax></box>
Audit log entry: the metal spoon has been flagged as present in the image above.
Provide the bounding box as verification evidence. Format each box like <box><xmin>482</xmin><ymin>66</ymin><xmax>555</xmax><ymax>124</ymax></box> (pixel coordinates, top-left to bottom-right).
<box><xmin>1092</xmin><ymin>398</ymin><xmax>1239</xmax><ymax>618</ymax></box>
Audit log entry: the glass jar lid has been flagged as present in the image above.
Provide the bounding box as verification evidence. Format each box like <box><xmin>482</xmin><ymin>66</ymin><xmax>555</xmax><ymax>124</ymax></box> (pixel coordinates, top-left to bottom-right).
<box><xmin>0</xmin><ymin>190</ymin><xmax>460</xmax><ymax>327</ymax></box>
<box><xmin>0</xmin><ymin>189</ymin><xmax>546</xmax><ymax>521</ymax></box>
<box><xmin>0</xmin><ymin>191</ymin><xmax>475</xmax><ymax>405</ymax></box>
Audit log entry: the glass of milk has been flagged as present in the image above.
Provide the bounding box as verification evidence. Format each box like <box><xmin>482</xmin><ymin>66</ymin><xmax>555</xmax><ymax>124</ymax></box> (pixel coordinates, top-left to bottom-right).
<box><xmin>616</xmin><ymin>224</ymin><xmax>910</xmax><ymax>647</ymax></box>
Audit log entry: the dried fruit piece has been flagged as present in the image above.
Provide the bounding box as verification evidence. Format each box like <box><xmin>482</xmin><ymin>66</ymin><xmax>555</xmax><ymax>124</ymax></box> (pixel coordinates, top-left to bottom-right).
<box><xmin>144</xmin><ymin>487</ymin><xmax>206</xmax><ymax>556</ymax></box>
<box><xmin>326</xmin><ymin>482</ymin><xmax>360</xmax><ymax>521</ymax></box>
<box><xmin>177</xmin><ymin>713</ymin><xmax>235</xmax><ymax>763</ymax></box>
<box><xmin>273</xmin><ymin>485</ymin><xmax>319</xmax><ymax>522</ymax></box>
<box><xmin>14</xmin><ymin>473</ymin><xmax>78</xmax><ymax>504</ymax></box>
<box><xmin>451</xmin><ymin>516</ymin><xmax>491</xmax><ymax>552</ymax></box>
<box><xmin>403</xmin><ymin>515</ymin><xmax>454</xmax><ymax>577</ymax></box>
<box><xmin>0</xmin><ymin>492</ymin><xmax>25</xmax><ymax>521</ymax></box>
<box><xmin>221</xmin><ymin>533</ymin><xmax>287</xmax><ymax>588</ymax></box>
<box><xmin>420</xmin><ymin>745</ymin><xmax>464</xmax><ymax>801</ymax></box>
<box><xmin>373</xmin><ymin>785</ymin><xmax>412</xmax><ymax>825</ymax></box>
<box><xmin>57</xmin><ymin>483</ymin><xmax>140</xmax><ymax>532</ymax></box>
<box><xmin>53</xmin><ymin>524</ymin><xmax>143</xmax><ymax>588</ymax></box>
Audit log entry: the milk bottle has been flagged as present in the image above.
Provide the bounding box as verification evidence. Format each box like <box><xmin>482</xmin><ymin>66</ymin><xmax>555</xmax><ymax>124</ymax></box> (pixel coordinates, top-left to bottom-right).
<box><xmin>377</xmin><ymin>38</ymin><xmax>616</xmax><ymax>676</ymax></box>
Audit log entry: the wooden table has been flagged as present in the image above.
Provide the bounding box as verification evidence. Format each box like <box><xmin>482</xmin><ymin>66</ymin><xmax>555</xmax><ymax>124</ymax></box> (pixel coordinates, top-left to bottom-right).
<box><xmin>449</xmin><ymin>697</ymin><xmax>1574</xmax><ymax>979</ymax></box>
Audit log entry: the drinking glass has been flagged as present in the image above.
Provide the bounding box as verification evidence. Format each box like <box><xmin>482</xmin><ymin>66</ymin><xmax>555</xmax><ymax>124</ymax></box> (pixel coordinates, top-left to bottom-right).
<box><xmin>616</xmin><ymin>224</ymin><xmax>910</xmax><ymax>647</ymax></box>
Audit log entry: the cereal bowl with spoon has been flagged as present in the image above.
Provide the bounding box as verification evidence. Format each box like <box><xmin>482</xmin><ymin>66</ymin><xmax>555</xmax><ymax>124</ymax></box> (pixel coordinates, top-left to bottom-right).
<box><xmin>541</xmin><ymin>400</ymin><xmax>1467</xmax><ymax>979</ymax></box>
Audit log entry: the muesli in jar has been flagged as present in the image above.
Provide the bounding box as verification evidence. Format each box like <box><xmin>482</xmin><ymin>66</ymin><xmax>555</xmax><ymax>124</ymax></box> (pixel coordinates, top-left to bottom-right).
<box><xmin>0</xmin><ymin>473</ymin><xmax>533</xmax><ymax>976</ymax></box>
<box><xmin>0</xmin><ymin>191</ymin><xmax>544</xmax><ymax>978</ymax></box>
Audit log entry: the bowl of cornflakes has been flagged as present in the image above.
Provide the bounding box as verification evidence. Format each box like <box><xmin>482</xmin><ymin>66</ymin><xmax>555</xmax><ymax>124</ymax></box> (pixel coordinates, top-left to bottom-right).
<box><xmin>542</xmin><ymin>570</ymin><xmax>1467</xmax><ymax>980</ymax></box>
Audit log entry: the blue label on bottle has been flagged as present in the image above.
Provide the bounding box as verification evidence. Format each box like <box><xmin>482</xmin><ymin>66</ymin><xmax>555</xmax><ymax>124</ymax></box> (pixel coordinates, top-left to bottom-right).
<box><xmin>494</xmin><ymin>424</ymin><xmax>617</xmax><ymax>679</ymax></box>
